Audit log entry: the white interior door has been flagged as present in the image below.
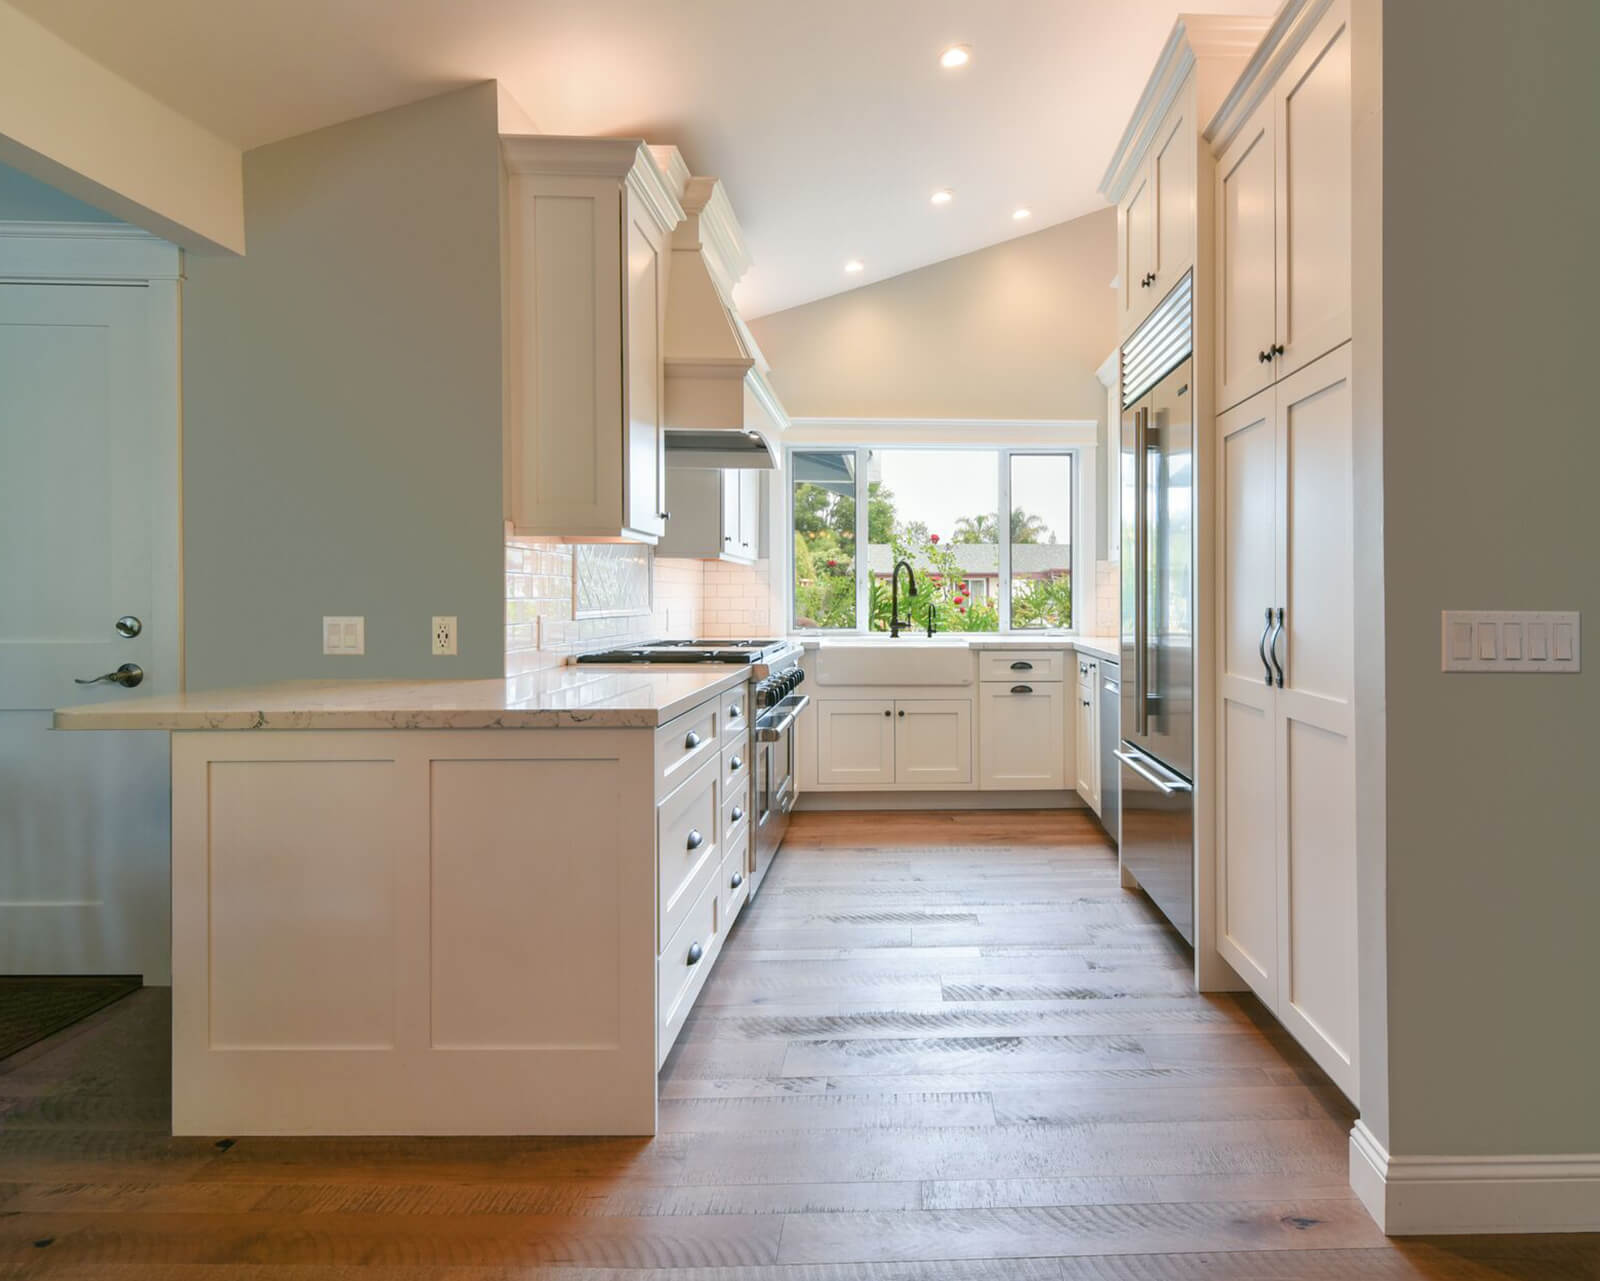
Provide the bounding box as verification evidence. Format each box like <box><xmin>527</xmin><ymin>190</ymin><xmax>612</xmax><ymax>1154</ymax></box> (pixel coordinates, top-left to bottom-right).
<box><xmin>0</xmin><ymin>269</ymin><xmax>180</xmax><ymax>983</ymax></box>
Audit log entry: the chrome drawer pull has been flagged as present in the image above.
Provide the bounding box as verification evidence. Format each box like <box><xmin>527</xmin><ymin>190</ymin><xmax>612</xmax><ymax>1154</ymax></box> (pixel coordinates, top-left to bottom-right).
<box><xmin>686</xmin><ymin>829</ymin><xmax>704</xmax><ymax>850</ymax></box>
<box><xmin>684</xmin><ymin>730</ymin><xmax>701</xmax><ymax>749</ymax></box>
<box><xmin>686</xmin><ymin>942</ymin><xmax>703</xmax><ymax>965</ymax></box>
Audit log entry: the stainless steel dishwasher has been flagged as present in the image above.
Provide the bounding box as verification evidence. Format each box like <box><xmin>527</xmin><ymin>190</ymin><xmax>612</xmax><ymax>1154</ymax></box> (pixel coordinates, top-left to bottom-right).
<box><xmin>1098</xmin><ymin>657</ymin><xmax>1121</xmax><ymax>848</ymax></box>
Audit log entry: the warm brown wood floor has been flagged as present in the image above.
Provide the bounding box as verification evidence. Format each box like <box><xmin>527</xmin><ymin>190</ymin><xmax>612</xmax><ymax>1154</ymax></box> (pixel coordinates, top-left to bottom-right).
<box><xmin>3</xmin><ymin>810</ymin><xmax>1596</xmax><ymax>1278</ymax></box>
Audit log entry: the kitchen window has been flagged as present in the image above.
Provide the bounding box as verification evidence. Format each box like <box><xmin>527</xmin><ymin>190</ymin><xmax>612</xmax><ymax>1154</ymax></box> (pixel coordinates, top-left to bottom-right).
<box><xmin>789</xmin><ymin>446</ymin><xmax>1077</xmax><ymax>633</ymax></box>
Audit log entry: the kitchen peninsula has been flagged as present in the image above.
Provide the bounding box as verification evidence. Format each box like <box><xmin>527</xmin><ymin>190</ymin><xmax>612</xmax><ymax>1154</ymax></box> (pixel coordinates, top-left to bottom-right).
<box><xmin>55</xmin><ymin>666</ymin><xmax>753</xmax><ymax>1136</ymax></box>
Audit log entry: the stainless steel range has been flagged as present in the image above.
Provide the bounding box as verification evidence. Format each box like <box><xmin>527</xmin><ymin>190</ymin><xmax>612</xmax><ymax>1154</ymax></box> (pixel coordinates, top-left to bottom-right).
<box><xmin>575</xmin><ymin>638</ymin><xmax>806</xmax><ymax>896</ymax></box>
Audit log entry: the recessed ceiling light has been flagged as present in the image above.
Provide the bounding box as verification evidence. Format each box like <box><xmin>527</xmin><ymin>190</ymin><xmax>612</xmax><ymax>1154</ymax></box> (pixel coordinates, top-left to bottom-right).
<box><xmin>844</xmin><ymin>259</ymin><xmax>865</xmax><ymax>274</ymax></box>
<box><xmin>1012</xmin><ymin>207</ymin><xmax>1032</xmax><ymax>221</ymax></box>
<box><xmin>931</xmin><ymin>189</ymin><xmax>954</xmax><ymax>207</ymax></box>
<box><xmin>939</xmin><ymin>44</ymin><xmax>971</xmax><ymax>70</ymax></box>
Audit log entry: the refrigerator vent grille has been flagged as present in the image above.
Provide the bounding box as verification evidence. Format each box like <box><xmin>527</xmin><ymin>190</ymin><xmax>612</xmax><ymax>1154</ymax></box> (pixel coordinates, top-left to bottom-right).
<box><xmin>1121</xmin><ymin>271</ymin><xmax>1193</xmax><ymax>408</ymax></box>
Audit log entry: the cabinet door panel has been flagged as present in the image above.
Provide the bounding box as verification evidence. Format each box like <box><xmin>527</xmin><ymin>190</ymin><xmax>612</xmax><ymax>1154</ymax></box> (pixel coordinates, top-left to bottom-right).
<box><xmin>1275</xmin><ymin>0</ymin><xmax>1352</xmax><ymax>379</ymax></box>
<box><xmin>625</xmin><ymin>206</ymin><xmax>667</xmax><ymax>540</ymax></box>
<box><xmin>1152</xmin><ymin>88</ymin><xmax>1194</xmax><ymax>295</ymax></box>
<box><xmin>719</xmin><ymin>470</ymin><xmax>740</xmax><ymax>556</ymax></box>
<box><xmin>1119</xmin><ymin>167</ymin><xmax>1156</xmax><ymax>334</ymax></box>
<box><xmin>978</xmin><ymin>683</ymin><xmax>1064</xmax><ymax>790</ymax></box>
<box><xmin>739</xmin><ymin>470</ymin><xmax>760</xmax><ymax>558</ymax></box>
<box><xmin>815</xmin><ymin>700</ymin><xmax>895</xmax><ymax>787</ymax></box>
<box><xmin>1215</xmin><ymin>105</ymin><xmax>1276</xmax><ymax>412</ymax></box>
<box><xmin>894</xmin><ymin>700</ymin><xmax>972</xmax><ymax>786</ymax></box>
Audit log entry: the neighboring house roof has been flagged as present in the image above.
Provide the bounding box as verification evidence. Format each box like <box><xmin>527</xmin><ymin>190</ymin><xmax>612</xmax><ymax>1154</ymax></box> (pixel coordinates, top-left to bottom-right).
<box><xmin>864</xmin><ymin>544</ymin><xmax>1071</xmax><ymax>575</ymax></box>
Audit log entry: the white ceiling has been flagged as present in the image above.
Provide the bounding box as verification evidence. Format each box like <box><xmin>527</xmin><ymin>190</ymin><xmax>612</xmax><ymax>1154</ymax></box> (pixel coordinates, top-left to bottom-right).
<box><xmin>13</xmin><ymin>0</ymin><xmax>1277</xmax><ymax>317</ymax></box>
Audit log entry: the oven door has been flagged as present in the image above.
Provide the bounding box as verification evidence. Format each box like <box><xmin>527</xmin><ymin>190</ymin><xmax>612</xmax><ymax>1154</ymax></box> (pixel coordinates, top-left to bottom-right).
<box><xmin>752</xmin><ymin>694</ymin><xmax>806</xmax><ymax>894</ymax></box>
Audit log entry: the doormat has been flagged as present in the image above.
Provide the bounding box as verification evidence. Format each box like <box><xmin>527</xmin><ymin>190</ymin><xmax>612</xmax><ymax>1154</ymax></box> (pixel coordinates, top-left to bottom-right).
<box><xmin>0</xmin><ymin>976</ymin><xmax>141</xmax><ymax>1062</ymax></box>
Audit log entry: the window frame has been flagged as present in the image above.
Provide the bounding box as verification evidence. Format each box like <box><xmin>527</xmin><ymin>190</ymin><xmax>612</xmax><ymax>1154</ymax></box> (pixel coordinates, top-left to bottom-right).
<box><xmin>785</xmin><ymin>443</ymin><xmax>1083</xmax><ymax>636</ymax></box>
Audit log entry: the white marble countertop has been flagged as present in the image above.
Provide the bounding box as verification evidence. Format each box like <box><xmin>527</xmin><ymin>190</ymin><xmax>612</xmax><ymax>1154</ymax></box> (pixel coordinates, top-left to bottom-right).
<box><xmin>795</xmin><ymin>633</ymin><xmax>1121</xmax><ymax>661</ymax></box>
<box><xmin>53</xmin><ymin>666</ymin><xmax>749</xmax><ymax>732</ymax></box>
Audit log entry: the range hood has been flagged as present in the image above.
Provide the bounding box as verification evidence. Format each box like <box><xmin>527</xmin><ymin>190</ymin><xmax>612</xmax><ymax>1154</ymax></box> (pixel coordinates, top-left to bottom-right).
<box><xmin>650</xmin><ymin>147</ymin><xmax>785</xmax><ymax>469</ymax></box>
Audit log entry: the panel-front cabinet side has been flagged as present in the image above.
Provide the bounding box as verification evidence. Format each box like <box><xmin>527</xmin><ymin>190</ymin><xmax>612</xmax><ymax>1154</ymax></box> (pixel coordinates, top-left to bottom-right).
<box><xmin>170</xmin><ymin>728</ymin><xmax>658</xmax><ymax>1136</ymax></box>
<box><xmin>504</xmin><ymin>174</ymin><xmax>627</xmax><ymax>539</ymax></box>
<box><xmin>624</xmin><ymin>194</ymin><xmax>670</xmax><ymax>541</ymax></box>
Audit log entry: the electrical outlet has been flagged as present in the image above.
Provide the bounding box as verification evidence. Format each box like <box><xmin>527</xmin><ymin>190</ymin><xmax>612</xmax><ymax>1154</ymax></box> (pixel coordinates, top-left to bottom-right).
<box><xmin>432</xmin><ymin>615</ymin><xmax>458</xmax><ymax>656</ymax></box>
<box><xmin>323</xmin><ymin>616</ymin><xmax>364</xmax><ymax>655</ymax></box>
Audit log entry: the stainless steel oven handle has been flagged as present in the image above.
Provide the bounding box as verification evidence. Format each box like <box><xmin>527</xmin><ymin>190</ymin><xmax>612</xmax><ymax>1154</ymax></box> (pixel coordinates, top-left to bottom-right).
<box><xmin>1114</xmin><ymin>748</ymin><xmax>1193</xmax><ymax>795</ymax></box>
<box><xmin>755</xmin><ymin>693</ymin><xmax>809</xmax><ymax>742</ymax></box>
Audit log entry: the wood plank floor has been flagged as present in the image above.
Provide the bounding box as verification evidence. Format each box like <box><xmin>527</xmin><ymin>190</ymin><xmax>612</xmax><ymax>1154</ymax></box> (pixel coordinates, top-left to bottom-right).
<box><xmin>3</xmin><ymin>810</ymin><xmax>1596</xmax><ymax>1278</ymax></box>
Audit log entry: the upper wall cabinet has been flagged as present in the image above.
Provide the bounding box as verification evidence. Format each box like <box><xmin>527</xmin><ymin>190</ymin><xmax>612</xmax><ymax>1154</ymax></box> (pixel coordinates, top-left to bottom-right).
<box><xmin>1211</xmin><ymin>0</ymin><xmax>1351</xmax><ymax>412</ymax></box>
<box><xmin>655</xmin><ymin>467</ymin><xmax>763</xmax><ymax>565</ymax></box>
<box><xmin>502</xmin><ymin>137</ymin><xmax>684</xmax><ymax>543</ymax></box>
<box><xmin>1102</xmin><ymin>15</ymin><xmax>1270</xmax><ymax>342</ymax></box>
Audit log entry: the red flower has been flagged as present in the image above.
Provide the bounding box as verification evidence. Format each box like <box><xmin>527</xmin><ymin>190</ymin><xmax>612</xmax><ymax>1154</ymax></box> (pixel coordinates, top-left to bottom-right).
<box><xmin>957</xmin><ymin>605</ymin><xmax>966</xmax><ymax>614</ymax></box>
<box><xmin>930</xmin><ymin>533</ymin><xmax>940</xmax><ymax>544</ymax></box>
<box><xmin>930</xmin><ymin>574</ymin><xmax>942</xmax><ymax>582</ymax></box>
<box><xmin>826</xmin><ymin>559</ymin><xmax>838</xmax><ymax>568</ymax></box>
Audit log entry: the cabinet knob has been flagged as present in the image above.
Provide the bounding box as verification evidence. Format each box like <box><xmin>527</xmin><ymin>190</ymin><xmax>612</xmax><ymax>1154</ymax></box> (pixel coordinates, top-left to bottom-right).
<box><xmin>883</xmin><ymin>709</ymin><xmax>891</xmax><ymax>717</ymax></box>
<box><xmin>1011</xmin><ymin>684</ymin><xmax>1034</xmax><ymax>695</ymax></box>
<box><xmin>730</xmin><ymin>871</ymin><xmax>743</xmax><ymax>889</ymax></box>
<box><xmin>897</xmin><ymin>709</ymin><xmax>905</xmax><ymax>717</ymax></box>
<box><xmin>661</xmin><ymin>511</ymin><xmax>671</xmax><ymax>521</ymax></box>
<box><xmin>686</xmin><ymin>941</ymin><xmax>703</xmax><ymax>965</ymax></box>
<box><xmin>686</xmin><ymin>829</ymin><xmax>704</xmax><ymax>850</ymax></box>
<box><xmin>1258</xmin><ymin>349</ymin><xmax>1273</xmax><ymax>363</ymax></box>
<box><xmin>685</xmin><ymin>730</ymin><xmax>701</xmax><ymax>749</ymax></box>
<box><xmin>1271</xmin><ymin>342</ymin><xmax>1285</xmax><ymax>358</ymax></box>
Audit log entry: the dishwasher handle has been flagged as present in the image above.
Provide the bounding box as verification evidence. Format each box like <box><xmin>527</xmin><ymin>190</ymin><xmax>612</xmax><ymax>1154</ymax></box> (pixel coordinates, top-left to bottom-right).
<box><xmin>1114</xmin><ymin>747</ymin><xmax>1192</xmax><ymax>795</ymax></box>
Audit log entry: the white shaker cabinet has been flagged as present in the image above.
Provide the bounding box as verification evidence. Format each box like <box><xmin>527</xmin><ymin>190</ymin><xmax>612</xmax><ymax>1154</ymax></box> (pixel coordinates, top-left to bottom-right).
<box><xmin>502</xmin><ymin>137</ymin><xmax>683</xmax><ymax>543</ymax></box>
<box><xmin>815</xmin><ymin>700</ymin><xmax>896</xmax><ymax>787</ymax></box>
<box><xmin>979</xmin><ymin>681</ymin><xmax>1065</xmax><ymax>791</ymax></box>
<box><xmin>1214</xmin><ymin>0</ymin><xmax>1351</xmax><ymax>410</ymax></box>
<box><xmin>1073</xmin><ymin>658</ymin><xmax>1100</xmax><ymax>814</ymax></box>
<box><xmin>656</xmin><ymin>467</ymin><xmax>761</xmax><ymax>564</ymax></box>
<box><xmin>1117</xmin><ymin>75</ymin><xmax>1200</xmax><ymax>339</ymax></box>
<box><xmin>1215</xmin><ymin>344</ymin><xmax>1357</xmax><ymax>1100</ymax></box>
<box><xmin>893</xmin><ymin>700</ymin><xmax>972</xmax><ymax>787</ymax></box>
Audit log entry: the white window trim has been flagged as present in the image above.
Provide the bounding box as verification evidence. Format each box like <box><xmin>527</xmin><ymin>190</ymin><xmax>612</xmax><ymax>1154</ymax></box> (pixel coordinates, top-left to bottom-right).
<box><xmin>784</xmin><ymin>434</ymin><xmax>1095</xmax><ymax>637</ymax></box>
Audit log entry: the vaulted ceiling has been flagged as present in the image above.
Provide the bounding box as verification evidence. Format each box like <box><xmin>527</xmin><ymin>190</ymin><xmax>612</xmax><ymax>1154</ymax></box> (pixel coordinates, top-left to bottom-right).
<box><xmin>11</xmin><ymin>0</ymin><xmax>1277</xmax><ymax>316</ymax></box>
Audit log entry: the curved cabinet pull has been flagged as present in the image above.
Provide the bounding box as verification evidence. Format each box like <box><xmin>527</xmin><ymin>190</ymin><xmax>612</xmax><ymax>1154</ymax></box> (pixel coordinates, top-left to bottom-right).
<box><xmin>728</xmin><ymin>704</ymin><xmax>741</xmax><ymax>720</ymax></box>
<box><xmin>684</xmin><ymin>730</ymin><xmax>701</xmax><ymax>749</ymax></box>
<box><xmin>729</xmin><ymin>755</ymin><xmax>742</xmax><ymax>771</ymax></box>
<box><xmin>731</xmin><ymin>805</ymin><xmax>744</xmax><ymax>823</ymax></box>
<box><xmin>730</xmin><ymin>871</ymin><xmax>743</xmax><ymax>890</ymax></box>
<box><xmin>1268</xmin><ymin>607</ymin><xmax>1286</xmax><ymax>688</ymax></box>
<box><xmin>75</xmin><ymin>663</ymin><xmax>144</xmax><ymax>689</ymax></box>
<box><xmin>1010</xmin><ymin>660</ymin><xmax>1033</xmax><ymax>671</ymax></box>
<box><xmin>1257</xmin><ymin>607</ymin><xmax>1275</xmax><ymax>687</ymax></box>
<box><xmin>686</xmin><ymin>941</ymin><xmax>703</xmax><ymax>965</ymax></box>
<box><xmin>686</xmin><ymin>829</ymin><xmax>704</xmax><ymax>851</ymax></box>
<box><xmin>1011</xmin><ymin>684</ymin><xmax>1034</xmax><ymax>695</ymax></box>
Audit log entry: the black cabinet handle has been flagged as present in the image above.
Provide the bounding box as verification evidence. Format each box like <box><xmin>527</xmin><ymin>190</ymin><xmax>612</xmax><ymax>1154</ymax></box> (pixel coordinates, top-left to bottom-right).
<box><xmin>731</xmin><ymin>806</ymin><xmax>744</xmax><ymax>822</ymax></box>
<box><xmin>1258</xmin><ymin>349</ymin><xmax>1273</xmax><ymax>363</ymax></box>
<box><xmin>686</xmin><ymin>829</ymin><xmax>704</xmax><ymax>850</ymax></box>
<box><xmin>1011</xmin><ymin>684</ymin><xmax>1034</xmax><ymax>695</ymax></box>
<box><xmin>685</xmin><ymin>730</ymin><xmax>701</xmax><ymax>749</ymax></box>
<box><xmin>686</xmin><ymin>942</ymin><xmax>703</xmax><ymax>965</ymax></box>
<box><xmin>1010</xmin><ymin>660</ymin><xmax>1033</xmax><ymax>670</ymax></box>
<box><xmin>883</xmin><ymin>709</ymin><xmax>891</xmax><ymax>717</ymax></box>
<box><xmin>730</xmin><ymin>871</ymin><xmax>743</xmax><ymax>889</ymax></box>
<box><xmin>1271</xmin><ymin>342</ymin><xmax>1285</xmax><ymax>358</ymax></box>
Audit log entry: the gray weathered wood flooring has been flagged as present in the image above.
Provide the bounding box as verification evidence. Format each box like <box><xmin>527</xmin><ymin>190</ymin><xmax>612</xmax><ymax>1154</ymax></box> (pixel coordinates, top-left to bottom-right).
<box><xmin>2</xmin><ymin>810</ymin><xmax>1595</xmax><ymax>1278</ymax></box>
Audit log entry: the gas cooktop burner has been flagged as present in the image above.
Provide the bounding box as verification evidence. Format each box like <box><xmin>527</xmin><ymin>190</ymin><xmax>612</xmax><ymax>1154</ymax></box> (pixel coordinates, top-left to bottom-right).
<box><xmin>574</xmin><ymin>638</ymin><xmax>795</xmax><ymax>665</ymax></box>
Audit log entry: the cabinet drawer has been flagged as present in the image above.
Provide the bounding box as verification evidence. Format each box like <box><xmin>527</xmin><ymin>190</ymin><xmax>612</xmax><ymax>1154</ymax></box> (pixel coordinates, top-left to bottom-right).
<box><xmin>978</xmin><ymin>650</ymin><xmax>1064</xmax><ymax>682</ymax></box>
<box><xmin>722</xmin><ymin>733</ymin><xmax>751</xmax><ymax>795</ymax></box>
<box><xmin>658</xmin><ymin>756</ymin><xmax>720</xmax><ymax>947</ymax></box>
<box><xmin>1076</xmin><ymin>656</ymin><xmax>1099</xmax><ymax>693</ymax></box>
<box><xmin>657</xmin><ymin>864</ymin><xmax>721</xmax><ymax>1065</ymax></box>
<box><xmin>722</xmin><ymin>828</ymin><xmax>751</xmax><ymax>927</ymax></box>
<box><xmin>720</xmin><ymin>684</ymin><xmax>751</xmax><ymax>736</ymax></box>
<box><xmin>656</xmin><ymin>697</ymin><xmax>720</xmax><ymax>799</ymax></box>
<box><xmin>722</xmin><ymin>778</ymin><xmax>751</xmax><ymax>852</ymax></box>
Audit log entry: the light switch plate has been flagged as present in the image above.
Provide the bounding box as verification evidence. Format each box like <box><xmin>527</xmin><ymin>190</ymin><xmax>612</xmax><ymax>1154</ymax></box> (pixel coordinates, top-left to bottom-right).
<box><xmin>323</xmin><ymin>615</ymin><xmax>365</xmax><ymax>656</ymax></box>
<box><xmin>1441</xmin><ymin>611</ymin><xmax>1579</xmax><ymax>673</ymax></box>
<box><xmin>432</xmin><ymin>615</ymin><xmax>458</xmax><ymax>657</ymax></box>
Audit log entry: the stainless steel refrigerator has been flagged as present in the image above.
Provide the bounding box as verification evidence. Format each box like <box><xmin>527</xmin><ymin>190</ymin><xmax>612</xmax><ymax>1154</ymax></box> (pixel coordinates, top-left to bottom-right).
<box><xmin>1118</xmin><ymin>273</ymin><xmax>1196</xmax><ymax>945</ymax></box>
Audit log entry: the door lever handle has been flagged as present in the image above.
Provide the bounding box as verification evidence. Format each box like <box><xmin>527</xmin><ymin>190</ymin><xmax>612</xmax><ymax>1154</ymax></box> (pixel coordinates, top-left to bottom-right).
<box><xmin>75</xmin><ymin>663</ymin><xmax>144</xmax><ymax>689</ymax></box>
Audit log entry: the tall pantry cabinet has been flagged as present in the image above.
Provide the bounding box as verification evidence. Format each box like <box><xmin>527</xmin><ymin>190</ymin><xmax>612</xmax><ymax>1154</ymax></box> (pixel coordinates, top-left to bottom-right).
<box><xmin>1208</xmin><ymin>0</ymin><xmax>1358</xmax><ymax>1101</ymax></box>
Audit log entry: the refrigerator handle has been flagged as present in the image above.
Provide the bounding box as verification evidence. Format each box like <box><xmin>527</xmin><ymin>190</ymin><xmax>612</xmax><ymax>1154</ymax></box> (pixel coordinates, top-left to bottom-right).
<box><xmin>1134</xmin><ymin>405</ymin><xmax>1150</xmax><ymax>737</ymax></box>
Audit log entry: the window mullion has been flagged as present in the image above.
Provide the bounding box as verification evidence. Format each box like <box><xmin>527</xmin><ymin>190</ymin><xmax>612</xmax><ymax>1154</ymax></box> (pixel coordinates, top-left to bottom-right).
<box><xmin>855</xmin><ymin>447</ymin><xmax>869</xmax><ymax>633</ymax></box>
<box><xmin>998</xmin><ymin>449</ymin><xmax>1013</xmax><ymax>632</ymax></box>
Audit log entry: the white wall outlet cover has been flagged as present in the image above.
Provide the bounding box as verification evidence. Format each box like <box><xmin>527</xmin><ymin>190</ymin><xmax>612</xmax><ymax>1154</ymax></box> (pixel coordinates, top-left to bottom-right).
<box><xmin>323</xmin><ymin>616</ymin><xmax>365</xmax><ymax>656</ymax></box>
<box><xmin>1441</xmin><ymin>610</ymin><xmax>1579</xmax><ymax>673</ymax></box>
<box><xmin>432</xmin><ymin>615</ymin><xmax>458</xmax><ymax>656</ymax></box>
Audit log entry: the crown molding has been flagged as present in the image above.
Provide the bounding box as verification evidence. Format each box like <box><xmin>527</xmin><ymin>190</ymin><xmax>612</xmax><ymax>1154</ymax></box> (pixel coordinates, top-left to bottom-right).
<box><xmin>1098</xmin><ymin>13</ymin><xmax>1273</xmax><ymax>203</ymax></box>
<box><xmin>501</xmin><ymin>134</ymin><xmax>641</xmax><ymax>177</ymax></box>
<box><xmin>745</xmin><ymin>365</ymin><xmax>790</xmax><ymax>433</ymax></box>
<box><xmin>0</xmin><ymin>220</ymin><xmax>181</xmax><ymax>281</ymax></box>
<box><xmin>646</xmin><ymin>144</ymin><xmax>693</xmax><ymax>203</ymax></box>
<box><xmin>1205</xmin><ymin>0</ymin><xmax>1336</xmax><ymax>151</ymax></box>
<box><xmin>1350</xmin><ymin>1122</ymin><xmax>1600</xmax><ymax>1234</ymax></box>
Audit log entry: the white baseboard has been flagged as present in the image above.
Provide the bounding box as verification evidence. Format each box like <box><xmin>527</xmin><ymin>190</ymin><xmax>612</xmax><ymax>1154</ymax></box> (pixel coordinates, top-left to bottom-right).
<box><xmin>1350</xmin><ymin>1121</ymin><xmax>1600</xmax><ymax>1234</ymax></box>
<box><xmin>795</xmin><ymin>790</ymin><xmax>1087</xmax><ymax>812</ymax></box>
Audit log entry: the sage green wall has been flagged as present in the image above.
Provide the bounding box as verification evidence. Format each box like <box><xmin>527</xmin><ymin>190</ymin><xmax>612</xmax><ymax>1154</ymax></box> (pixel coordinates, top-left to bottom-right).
<box><xmin>1381</xmin><ymin>0</ymin><xmax>1600</xmax><ymax>1156</ymax></box>
<box><xmin>0</xmin><ymin>160</ymin><xmax>118</xmax><ymax>221</ymax></box>
<box><xmin>182</xmin><ymin>83</ymin><xmax>504</xmax><ymax>689</ymax></box>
